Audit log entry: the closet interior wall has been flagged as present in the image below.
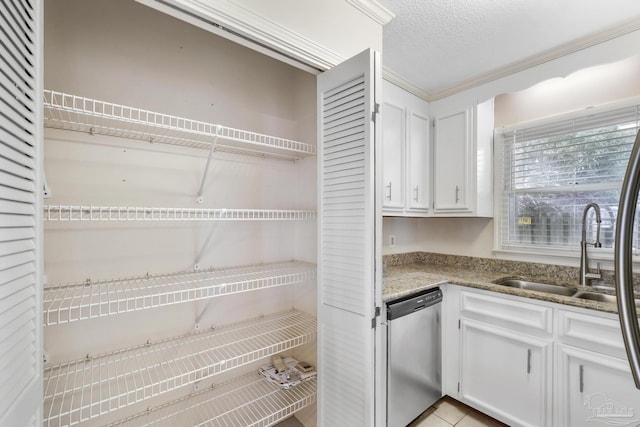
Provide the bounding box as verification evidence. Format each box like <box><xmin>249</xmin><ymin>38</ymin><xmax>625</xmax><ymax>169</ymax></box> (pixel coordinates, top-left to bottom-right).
<box><xmin>43</xmin><ymin>0</ymin><xmax>317</xmax><ymax>425</ymax></box>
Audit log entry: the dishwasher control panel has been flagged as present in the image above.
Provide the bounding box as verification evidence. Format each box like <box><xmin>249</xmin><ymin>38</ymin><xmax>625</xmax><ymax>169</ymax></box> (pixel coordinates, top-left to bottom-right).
<box><xmin>387</xmin><ymin>288</ymin><xmax>442</xmax><ymax>320</ymax></box>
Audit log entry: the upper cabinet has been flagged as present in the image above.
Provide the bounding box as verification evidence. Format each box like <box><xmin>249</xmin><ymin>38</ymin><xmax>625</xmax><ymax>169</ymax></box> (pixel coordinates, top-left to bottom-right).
<box><xmin>382</xmin><ymin>81</ymin><xmax>431</xmax><ymax>216</ymax></box>
<box><xmin>432</xmin><ymin>98</ymin><xmax>494</xmax><ymax>217</ymax></box>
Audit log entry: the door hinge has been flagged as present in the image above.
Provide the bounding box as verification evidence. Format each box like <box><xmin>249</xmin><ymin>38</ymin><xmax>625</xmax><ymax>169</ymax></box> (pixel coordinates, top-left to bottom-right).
<box><xmin>371</xmin><ymin>306</ymin><xmax>381</xmax><ymax>328</ymax></box>
<box><xmin>458</xmin><ymin>319</ymin><xmax>461</xmax><ymax>329</ymax></box>
<box><xmin>372</xmin><ymin>103</ymin><xmax>380</xmax><ymax>123</ymax></box>
<box><xmin>457</xmin><ymin>382</ymin><xmax>460</xmax><ymax>392</ymax></box>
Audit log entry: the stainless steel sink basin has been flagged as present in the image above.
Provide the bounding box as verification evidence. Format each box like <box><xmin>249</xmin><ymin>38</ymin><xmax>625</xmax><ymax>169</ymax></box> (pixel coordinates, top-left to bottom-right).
<box><xmin>493</xmin><ymin>278</ymin><xmax>578</xmax><ymax>297</ymax></box>
<box><xmin>573</xmin><ymin>291</ymin><xmax>640</xmax><ymax>308</ymax></box>
<box><xmin>573</xmin><ymin>291</ymin><xmax>617</xmax><ymax>304</ymax></box>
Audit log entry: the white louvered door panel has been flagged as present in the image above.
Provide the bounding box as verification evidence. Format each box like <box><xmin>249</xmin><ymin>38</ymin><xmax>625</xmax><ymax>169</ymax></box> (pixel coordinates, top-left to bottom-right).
<box><xmin>317</xmin><ymin>49</ymin><xmax>381</xmax><ymax>427</ymax></box>
<box><xmin>0</xmin><ymin>0</ymin><xmax>43</xmax><ymax>426</ymax></box>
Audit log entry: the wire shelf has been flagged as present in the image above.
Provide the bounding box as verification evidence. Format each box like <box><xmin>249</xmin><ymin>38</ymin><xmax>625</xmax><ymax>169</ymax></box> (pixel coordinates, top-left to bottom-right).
<box><xmin>44</xmin><ymin>261</ymin><xmax>316</xmax><ymax>326</ymax></box>
<box><xmin>43</xmin><ymin>90</ymin><xmax>316</xmax><ymax>160</ymax></box>
<box><xmin>43</xmin><ymin>310</ymin><xmax>316</xmax><ymax>427</ymax></box>
<box><xmin>109</xmin><ymin>372</ymin><xmax>317</xmax><ymax>427</ymax></box>
<box><xmin>43</xmin><ymin>205</ymin><xmax>317</xmax><ymax>221</ymax></box>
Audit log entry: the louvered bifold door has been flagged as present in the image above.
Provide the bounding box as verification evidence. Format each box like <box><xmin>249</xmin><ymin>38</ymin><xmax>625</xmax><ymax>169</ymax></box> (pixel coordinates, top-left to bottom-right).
<box><xmin>0</xmin><ymin>0</ymin><xmax>43</xmax><ymax>426</ymax></box>
<box><xmin>317</xmin><ymin>49</ymin><xmax>381</xmax><ymax>427</ymax></box>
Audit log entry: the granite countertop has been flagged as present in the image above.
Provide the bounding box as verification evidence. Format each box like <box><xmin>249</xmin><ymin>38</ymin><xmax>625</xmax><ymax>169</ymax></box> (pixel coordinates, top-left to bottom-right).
<box><xmin>383</xmin><ymin>257</ymin><xmax>626</xmax><ymax>315</ymax></box>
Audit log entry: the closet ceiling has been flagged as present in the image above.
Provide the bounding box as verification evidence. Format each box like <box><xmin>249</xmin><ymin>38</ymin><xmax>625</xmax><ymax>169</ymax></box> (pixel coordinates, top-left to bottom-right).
<box><xmin>379</xmin><ymin>0</ymin><xmax>640</xmax><ymax>99</ymax></box>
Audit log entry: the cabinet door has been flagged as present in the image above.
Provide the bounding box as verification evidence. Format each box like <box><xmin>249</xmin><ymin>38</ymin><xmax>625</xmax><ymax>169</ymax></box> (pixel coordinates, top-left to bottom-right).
<box><xmin>317</xmin><ymin>48</ymin><xmax>381</xmax><ymax>427</ymax></box>
<box><xmin>433</xmin><ymin>109</ymin><xmax>473</xmax><ymax>213</ymax></box>
<box><xmin>460</xmin><ymin>319</ymin><xmax>551</xmax><ymax>427</ymax></box>
<box><xmin>558</xmin><ymin>344</ymin><xmax>640</xmax><ymax>427</ymax></box>
<box><xmin>0</xmin><ymin>1</ymin><xmax>43</xmax><ymax>426</ymax></box>
<box><xmin>381</xmin><ymin>101</ymin><xmax>405</xmax><ymax>211</ymax></box>
<box><xmin>407</xmin><ymin>110</ymin><xmax>430</xmax><ymax>212</ymax></box>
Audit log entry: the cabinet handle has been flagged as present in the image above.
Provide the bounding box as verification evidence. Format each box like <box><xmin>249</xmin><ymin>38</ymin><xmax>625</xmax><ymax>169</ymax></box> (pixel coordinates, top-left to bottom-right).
<box><xmin>386</xmin><ymin>182</ymin><xmax>392</xmax><ymax>201</ymax></box>
<box><xmin>413</xmin><ymin>186</ymin><xmax>419</xmax><ymax>202</ymax></box>
<box><xmin>455</xmin><ymin>185</ymin><xmax>460</xmax><ymax>203</ymax></box>
<box><xmin>579</xmin><ymin>364</ymin><xmax>584</xmax><ymax>393</ymax></box>
<box><xmin>527</xmin><ymin>349</ymin><xmax>531</xmax><ymax>374</ymax></box>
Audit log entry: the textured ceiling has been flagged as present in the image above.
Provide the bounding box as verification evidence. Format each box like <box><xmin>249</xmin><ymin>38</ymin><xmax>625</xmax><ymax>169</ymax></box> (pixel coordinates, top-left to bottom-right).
<box><xmin>379</xmin><ymin>0</ymin><xmax>640</xmax><ymax>98</ymax></box>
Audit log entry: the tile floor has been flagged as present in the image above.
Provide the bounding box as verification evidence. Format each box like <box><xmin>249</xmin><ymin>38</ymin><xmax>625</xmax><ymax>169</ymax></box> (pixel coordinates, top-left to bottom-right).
<box><xmin>275</xmin><ymin>396</ymin><xmax>505</xmax><ymax>427</ymax></box>
<box><xmin>409</xmin><ymin>396</ymin><xmax>507</xmax><ymax>427</ymax></box>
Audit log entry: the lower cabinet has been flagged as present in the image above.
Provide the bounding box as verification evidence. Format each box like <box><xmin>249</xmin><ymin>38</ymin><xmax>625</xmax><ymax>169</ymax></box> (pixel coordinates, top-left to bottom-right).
<box><xmin>460</xmin><ymin>319</ymin><xmax>551</xmax><ymax>427</ymax></box>
<box><xmin>557</xmin><ymin>344</ymin><xmax>640</xmax><ymax>427</ymax></box>
<box><xmin>448</xmin><ymin>285</ymin><xmax>640</xmax><ymax>427</ymax></box>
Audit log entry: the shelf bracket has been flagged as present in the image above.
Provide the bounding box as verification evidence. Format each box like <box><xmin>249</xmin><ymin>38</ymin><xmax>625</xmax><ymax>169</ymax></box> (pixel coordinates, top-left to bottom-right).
<box><xmin>193</xmin><ymin>222</ymin><xmax>220</xmax><ymax>271</ymax></box>
<box><xmin>196</xmin><ymin>126</ymin><xmax>221</xmax><ymax>204</ymax></box>
<box><xmin>43</xmin><ymin>170</ymin><xmax>52</xmax><ymax>199</ymax></box>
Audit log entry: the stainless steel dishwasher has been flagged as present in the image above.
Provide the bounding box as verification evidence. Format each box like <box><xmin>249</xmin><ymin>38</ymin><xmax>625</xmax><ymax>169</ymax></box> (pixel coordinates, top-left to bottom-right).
<box><xmin>387</xmin><ymin>287</ymin><xmax>442</xmax><ymax>427</ymax></box>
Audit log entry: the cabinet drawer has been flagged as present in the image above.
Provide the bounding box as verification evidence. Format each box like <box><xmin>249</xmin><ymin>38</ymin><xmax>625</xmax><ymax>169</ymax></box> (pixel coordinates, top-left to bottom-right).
<box><xmin>460</xmin><ymin>290</ymin><xmax>552</xmax><ymax>334</ymax></box>
<box><xmin>558</xmin><ymin>309</ymin><xmax>626</xmax><ymax>359</ymax></box>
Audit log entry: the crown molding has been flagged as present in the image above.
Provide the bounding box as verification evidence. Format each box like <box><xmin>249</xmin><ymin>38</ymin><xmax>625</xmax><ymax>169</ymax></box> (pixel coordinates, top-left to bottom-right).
<box><xmin>382</xmin><ymin>67</ymin><xmax>433</xmax><ymax>101</ymax></box>
<box><xmin>137</xmin><ymin>0</ymin><xmax>345</xmax><ymax>73</ymax></box>
<box><xmin>344</xmin><ymin>0</ymin><xmax>395</xmax><ymax>25</ymax></box>
<box><xmin>427</xmin><ymin>16</ymin><xmax>640</xmax><ymax>101</ymax></box>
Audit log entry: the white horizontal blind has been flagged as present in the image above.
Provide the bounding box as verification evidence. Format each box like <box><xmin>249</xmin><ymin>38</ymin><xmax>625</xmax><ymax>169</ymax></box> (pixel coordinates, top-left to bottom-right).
<box><xmin>0</xmin><ymin>0</ymin><xmax>43</xmax><ymax>425</ymax></box>
<box><xmin>498</xmin><ymin>104</ymin><xmax>640</xmax><ymax>252</ymax></box>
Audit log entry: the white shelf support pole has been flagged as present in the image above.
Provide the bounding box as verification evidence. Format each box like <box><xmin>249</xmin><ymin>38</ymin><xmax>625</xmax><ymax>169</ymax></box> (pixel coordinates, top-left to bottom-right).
<box><xmin>196</xmin><ymin>126</ymin><xmax>221</xmax><ymax>204</ymax></box>
<box><xmin>193</xmin><ymin>223</ymin><xmax>220</xmax><ymax>271</ymax></box>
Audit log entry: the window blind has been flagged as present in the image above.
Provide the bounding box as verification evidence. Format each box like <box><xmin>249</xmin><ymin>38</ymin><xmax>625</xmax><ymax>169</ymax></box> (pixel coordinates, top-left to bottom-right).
<box><xmin>497</xmin><ymin>104</ymin><xmax>640</xmax><ymax>252</ymax></box>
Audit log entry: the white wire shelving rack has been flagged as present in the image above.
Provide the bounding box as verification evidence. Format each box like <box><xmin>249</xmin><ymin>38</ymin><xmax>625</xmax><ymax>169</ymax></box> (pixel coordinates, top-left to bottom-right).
<box><xmin>109</xmin><ymin>372</ymin><xmax>317</xmax><ymax>427</ymax></box>
<box><xmin>43</xmin><ymin>205</ymin><xmax>316</xmax><ymax>221</ymax></box>
<box><xmin>43</xmin><ymin>90</ymin><xmax>316</xmax><ymax>160</ymax></box>
<box><xmin>44</xmin><ymin>261</ymin><xmax>316</xmax><ymax>326</ymax></box>
<box><xmin>43</xmin><ymin>310</ymin><xmax>316</xmax><ymax>427</ymax></box>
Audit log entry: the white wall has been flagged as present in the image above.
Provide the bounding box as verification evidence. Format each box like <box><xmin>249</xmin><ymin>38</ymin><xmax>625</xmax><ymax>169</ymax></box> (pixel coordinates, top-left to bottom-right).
<box><xmin>384</xmin><ymin>52</ymin><xmax>640</xmax><ymax>260</ymax></box>
<box><xmin>44</xmin><ymin>1</ymin><xmax>317</xmax><ymax>424</ymax></box>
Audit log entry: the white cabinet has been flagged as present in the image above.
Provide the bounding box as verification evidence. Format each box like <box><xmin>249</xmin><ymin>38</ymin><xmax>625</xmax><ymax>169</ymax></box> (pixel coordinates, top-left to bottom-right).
<box><xmin>381</xmin><ymin>81</ymin><xmax>430</xmax><ymax>216</ymax></box>
<box><xmin>432</xmin><ymin>98</ymin><xmax>494</xmax><ymax>216</ymax></box>
<box><xmin>557</xmin><ymin>344</ymin><xmax>640</xmax><ymax>427</ymax></box>
<box><xmin>556</xmin><ymin>309</ymin><xmax>640</xmax><ymax>427</ymax></box>
<box><xmin>447</xmin><ymin>285</ymin><xmax>640</xmax><ymax>427</ymax></box>
<box><xmin>457</xmin><ymin>290</ymin><xmax>552</xmax><ymax>427</ymax></box>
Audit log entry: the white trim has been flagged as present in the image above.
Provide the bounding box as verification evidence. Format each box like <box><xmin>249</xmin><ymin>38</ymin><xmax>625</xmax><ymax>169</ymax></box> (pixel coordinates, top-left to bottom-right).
<box><xmin>344</xmin><ymin>0</ymin><xmax>395</xmax><ymax>25</ymax></box>
<box><xmin>136</xmin><ymin>0</ymin><xmax>346</xmax><ymax>72</ymax></box>
<box><xmin>383</xmin><ymin>67</ymin><xmax>432</xmax><ymax>101</ymax></box>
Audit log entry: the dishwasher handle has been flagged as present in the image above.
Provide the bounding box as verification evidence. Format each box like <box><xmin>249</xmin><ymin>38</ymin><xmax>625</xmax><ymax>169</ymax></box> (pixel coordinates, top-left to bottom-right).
<box><xmin>387</xmin><ymin>288</ymin><xmax>442</xmax><ymax>320</ymax></box>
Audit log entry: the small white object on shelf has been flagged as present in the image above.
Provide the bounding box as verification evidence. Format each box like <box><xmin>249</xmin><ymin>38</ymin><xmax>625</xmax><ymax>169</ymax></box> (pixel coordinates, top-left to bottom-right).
<box><xmin>43</xmin><ymin>261</ymin><xmax>317</xmax><ymax>326</ymax></box>
<box><xmin>259</xmin><ymin>356</ymin><xmax>317</xmax><ymax>389</ymax></box>
<box><xmin>43</xmin><ymin>89</ymin><xmax>316</xmax><ymax>160</ymax></box>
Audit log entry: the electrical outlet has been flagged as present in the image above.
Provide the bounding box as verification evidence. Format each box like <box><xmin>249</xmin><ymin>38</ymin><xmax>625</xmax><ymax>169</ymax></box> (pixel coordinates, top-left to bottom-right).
<box><xmin>389</xmin><ymin>235</ymin><xmax>396</xmax><ymax>248</ymax></box>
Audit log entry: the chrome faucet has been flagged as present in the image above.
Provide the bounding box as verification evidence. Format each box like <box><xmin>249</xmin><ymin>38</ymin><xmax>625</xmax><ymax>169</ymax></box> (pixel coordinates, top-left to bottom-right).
<box><xmin>579</xmin><ymin>202</ymin><xmax>602</xmax><ymax>285</ymax></box>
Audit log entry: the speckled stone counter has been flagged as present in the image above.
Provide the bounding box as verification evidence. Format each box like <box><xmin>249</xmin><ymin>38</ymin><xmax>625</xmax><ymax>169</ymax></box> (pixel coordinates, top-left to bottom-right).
<box><xmin>383</xmin><ymin>252</ymin><xmax>638</xmax><ymax>315</ymax></box>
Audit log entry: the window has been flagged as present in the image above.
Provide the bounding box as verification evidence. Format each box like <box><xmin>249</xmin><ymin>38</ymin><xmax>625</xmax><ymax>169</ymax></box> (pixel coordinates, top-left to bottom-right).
<box><xmin>496</xmin><ymin>102</ymin><xmax>640</xmax><ymax>255</ymax></box>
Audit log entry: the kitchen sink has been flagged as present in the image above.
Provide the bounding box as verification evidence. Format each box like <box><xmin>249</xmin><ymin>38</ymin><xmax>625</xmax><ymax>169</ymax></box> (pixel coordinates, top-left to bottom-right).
<box><xmin>492</xmin><ymin>278</ymin><xmax>578</xmax><ymax>297</ymax></box>
<box><xmin>493</xmin><ymin>277</ymin><xmax>640</xmax><ymax>307</ymax></box>
<box><xmin>573</xmin><ymin>291</ymin><xmax>640</xmax><ymax>308</ymax></box>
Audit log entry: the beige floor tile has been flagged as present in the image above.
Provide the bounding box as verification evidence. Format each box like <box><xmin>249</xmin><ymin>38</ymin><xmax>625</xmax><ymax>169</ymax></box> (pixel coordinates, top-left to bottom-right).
<box><xmin>418</xmin><ymin>413</ymin><xmax>453</xmax><ymax>427</ymax></box>
<box><xmin>433</xmin><ymin>400</ymin><xmax>469</xmax><ymax>425</ymax></box>
<box><xmin>456</xmin><ymin>411</ymin><xmax>505</xmax><ymax>427</ymax></box>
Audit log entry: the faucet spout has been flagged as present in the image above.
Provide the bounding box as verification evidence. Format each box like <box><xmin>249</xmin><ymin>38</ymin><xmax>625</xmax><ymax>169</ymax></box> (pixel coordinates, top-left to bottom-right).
<box><xmin>580</xmin><ymin>202</ymin><xmax>602</xmax><ymax>285</ymax></box>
